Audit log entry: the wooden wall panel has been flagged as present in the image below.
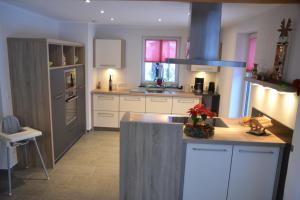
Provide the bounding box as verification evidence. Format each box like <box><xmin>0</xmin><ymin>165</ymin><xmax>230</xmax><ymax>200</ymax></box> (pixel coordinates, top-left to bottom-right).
<box><xmin>7</xmin><ymin>38</ymin><xmax>54</xmax><ymax>168</ymax></box>
<box><xmin>120</xmin><ymin>121</ymin><xmax>183</xmax><ymax>200</ymax></box>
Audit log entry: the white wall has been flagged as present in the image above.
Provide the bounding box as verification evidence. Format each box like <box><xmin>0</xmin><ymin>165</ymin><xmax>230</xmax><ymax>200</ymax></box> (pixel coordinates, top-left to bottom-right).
<box><xmin>0</xmin><ymin>2</ymin><xmax>59</xmax><ymax>116</ymax></box>
<box><xmin>93</xmin><ymin>25</ymin><xmax>218</xmax><ymax>90</ymax></box>
<box><xmin>250</xmin><ymin>85</ymin><xmax>299</xmax><ymax>129</ymax></box>
<box><xmin>58</xmin><ymin>22</ymin><xmax>95</xmax><ymax>130</ymax></box>
<box><xmin>285</xmin><ymin>100</ymin><xmax>300</xmax><ymax>200</ymax></box>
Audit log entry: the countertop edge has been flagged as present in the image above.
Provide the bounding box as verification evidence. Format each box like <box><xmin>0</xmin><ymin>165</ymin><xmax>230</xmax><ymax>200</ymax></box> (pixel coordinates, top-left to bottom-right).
<box><xmin>182</xmin><ymin>137</ymin><xmax>286</xmax><ymax>147</ymax></box>
<box><xmin>91</xmin><ymin>89</ymin><xmax>212</xmax><ymax>98</ymax></box>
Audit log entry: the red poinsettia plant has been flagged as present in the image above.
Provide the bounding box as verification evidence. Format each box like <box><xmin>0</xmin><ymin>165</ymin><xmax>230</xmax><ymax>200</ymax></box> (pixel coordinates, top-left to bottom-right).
<box><xmin>188</xmin><ymin>104</ymin><xmax>215</xmax><ymax>127</ymax></box>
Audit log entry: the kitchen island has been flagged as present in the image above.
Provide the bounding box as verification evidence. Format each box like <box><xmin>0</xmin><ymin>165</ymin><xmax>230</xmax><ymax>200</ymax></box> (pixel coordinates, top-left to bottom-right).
<box><xmin>120</xmin><ymin>112</ymin><xmax>285</xmax><ymax>200</ymax></box>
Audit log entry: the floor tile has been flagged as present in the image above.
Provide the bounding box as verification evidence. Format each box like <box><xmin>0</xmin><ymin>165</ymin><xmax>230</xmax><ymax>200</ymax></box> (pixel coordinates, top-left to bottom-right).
<box><xmin>0</xmin><ymin>131</ymin><xmax>119</xmax><ymax>200</ymax></box>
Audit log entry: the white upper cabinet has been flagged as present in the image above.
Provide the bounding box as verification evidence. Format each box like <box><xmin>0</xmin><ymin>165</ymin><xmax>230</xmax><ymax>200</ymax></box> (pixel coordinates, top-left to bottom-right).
<box><xmin>227</xmin><ymin>145</ymin><xmax>280</xmax><ymax>200</ymax></box>
<box><xmin>94</xmin><ymin>39</ymin><xmax>124</xmax><ymax>68</ymax></box>
<box><xmin>189</xmin><ymin>65</ymin><xmax>219</xmax><ymax>72</ymax></box>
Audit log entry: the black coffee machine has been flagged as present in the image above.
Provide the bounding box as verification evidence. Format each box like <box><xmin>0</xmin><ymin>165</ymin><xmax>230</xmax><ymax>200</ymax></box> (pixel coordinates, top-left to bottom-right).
<box><xmin>194</xmin><ymin>78</ymin><xmax>204</xmax><ymax>95</ymax></box>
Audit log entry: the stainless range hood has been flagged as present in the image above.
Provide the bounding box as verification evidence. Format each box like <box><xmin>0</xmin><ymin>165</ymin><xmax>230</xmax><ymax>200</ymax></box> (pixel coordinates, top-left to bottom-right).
<box><xmin>167</xmin><ymin>3</ymin><xmax>246</xmax><ymax>68</ymax></box>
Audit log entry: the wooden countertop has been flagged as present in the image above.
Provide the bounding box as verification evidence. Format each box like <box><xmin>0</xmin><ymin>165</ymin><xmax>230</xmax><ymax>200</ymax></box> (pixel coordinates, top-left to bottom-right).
<box><xmin>121</xmin><ymin>113</ymin><xmax>286</xmax><ymax>147</ymax></box>
<box><xmin>92</xmin><ymin>89</ymin><xmax>206</xmax><ymax>98</ymax></box>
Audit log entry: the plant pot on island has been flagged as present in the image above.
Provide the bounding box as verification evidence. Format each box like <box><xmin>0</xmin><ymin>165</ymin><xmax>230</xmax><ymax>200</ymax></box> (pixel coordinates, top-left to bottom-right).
<box><xmin>184</xmin><ymin>104</ymin><xmax>215</xmax><ymax>138</ymax></box>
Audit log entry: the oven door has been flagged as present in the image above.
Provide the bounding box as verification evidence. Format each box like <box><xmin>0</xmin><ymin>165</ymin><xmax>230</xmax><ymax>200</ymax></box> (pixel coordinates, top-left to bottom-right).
<box><xmin>65</xmin><ymin>95</ymin><xmax>78</xmax><ymax>125</ymax></box>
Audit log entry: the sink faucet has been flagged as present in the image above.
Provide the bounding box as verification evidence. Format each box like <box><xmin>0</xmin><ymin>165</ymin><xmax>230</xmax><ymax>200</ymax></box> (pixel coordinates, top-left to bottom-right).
<box><xmin>154</xmin><ymin>63</ymin><xmax>164</xmax><ymax>87</ymax></box>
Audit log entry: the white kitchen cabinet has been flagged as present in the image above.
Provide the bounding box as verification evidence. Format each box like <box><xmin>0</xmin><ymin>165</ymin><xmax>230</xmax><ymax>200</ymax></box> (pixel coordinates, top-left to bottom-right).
<box><xmin>94</xmin><ymin>39</ymin><xmax>124</xmax><ymax>68</ymax></box>
<box><xmin>183</xmin><ymin>143</ymin><xmax>233</xmax><ymax>200</ymax></box>
<box><xmin>145</xmin><ymin>96</ymin><xmax>172</xmax><ymax>114</ymax></box>
<box><xmin>172</xmin><ymin>97</ymin><xmax>200</xmax><ymax>115</ymax></box>
<box><xmin>93</xmin><ymin>111</ymin><xmax>119</xmax><ymax>128</ymax></box>
<box><xmin>93</xmin><ymin>94</ymin><xmax>119</xmax><ymax>111</ymax></box>
<box><xmin>120</xmin><ymin>95</ymin><xmax>145</xmax><ymax>112</ymax></box>
<box><xmin>227</xmin><ymin>145</ymin><xmax>280</xmax><ymax>200</ymax></box>
<box><xmin>189</xmin><ymin>65</ymin><xmax>219</xmax><ymax>72</ymax></box>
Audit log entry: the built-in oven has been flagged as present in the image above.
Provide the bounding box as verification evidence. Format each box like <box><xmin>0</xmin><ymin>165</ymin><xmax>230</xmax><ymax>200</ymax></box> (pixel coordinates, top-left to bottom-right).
<box><xmin>65</xmin><ymin>95</ymin><xmax>78</xmax><ymax>125</ymax></box>
<box><xmin>64</xmin><ymin>68</ymin><xmax>78</xmax><ymax>125</ymax></box>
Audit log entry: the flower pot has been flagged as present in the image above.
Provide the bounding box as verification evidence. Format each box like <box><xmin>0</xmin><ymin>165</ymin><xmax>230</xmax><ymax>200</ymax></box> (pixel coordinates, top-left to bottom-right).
<box><xmin>184</xmin><ymin>123</ymin><xmax>214</xmax><ymax>138</ymax></box>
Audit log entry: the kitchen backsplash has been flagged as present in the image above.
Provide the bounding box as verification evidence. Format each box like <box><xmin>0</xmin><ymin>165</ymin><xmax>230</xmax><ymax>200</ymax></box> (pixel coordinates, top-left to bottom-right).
<box><xmin>93</xmin><ymin>67</ymin><xmax>219</xmax><ymax>91</ymax></box>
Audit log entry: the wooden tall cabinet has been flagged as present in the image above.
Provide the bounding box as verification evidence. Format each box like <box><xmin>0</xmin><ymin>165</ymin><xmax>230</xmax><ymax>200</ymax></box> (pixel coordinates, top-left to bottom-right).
<box><xmin>7</xmin><ymin>38</ymin><xmax>86</xmax><ymax>168</ymax></box>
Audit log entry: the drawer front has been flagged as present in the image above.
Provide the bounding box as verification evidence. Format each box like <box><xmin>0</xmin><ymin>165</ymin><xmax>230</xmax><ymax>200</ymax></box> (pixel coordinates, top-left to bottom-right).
<box><xmin>93</xmin><ymin>111</ymin><xmax>119</xmax><ymax>128</ymax></box>
<box><xmin>172</xmin><ymin>97</ymin><xmax>200</xmax><ymax>115</ymax></box>
<box><xmin>120</xmin><ymin>95</ymin><xmax>145</xmax><ymax>112</ymax></box>
<box><xmin>146</xmin><ymin>96</ymin><xmax>172</xmax><ymax>114</ymax></box>
<box><xmin>93</xmin><ymin>94</ymin><xmax>119</xmax><ymax>111</ymax></box>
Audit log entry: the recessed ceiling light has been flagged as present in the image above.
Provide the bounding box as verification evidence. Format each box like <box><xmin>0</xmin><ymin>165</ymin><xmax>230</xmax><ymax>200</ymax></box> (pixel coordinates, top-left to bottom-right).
<box><xmin>158</xmin><ymin>18</ymin><xmax>162</xmax><ymax>22</ymax></box>
<box><xmin>85</xmin><ymin>0</ymin><xmax>91</xmax><ymax>3</ymax></box>
<box><xmin>110</xmin><ymin>17</ymin><xmax>115</xmax><ymax>21</ymax></box>
<box><xmin>100</xmin><ymin>10</ymin><xmax>104</xmax><ymax>14</ymax></box>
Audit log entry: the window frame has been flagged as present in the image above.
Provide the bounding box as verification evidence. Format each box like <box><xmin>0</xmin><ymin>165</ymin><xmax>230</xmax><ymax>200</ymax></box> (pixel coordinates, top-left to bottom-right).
<box><xmin>141</xmin><ymin>36</ymin><xmax>181</xmax><ymax>85</ymax></box>
<box><xmin>243</xmin><ymin>33</ymin><xmax>257</xmax><ymax>116</ymax></box>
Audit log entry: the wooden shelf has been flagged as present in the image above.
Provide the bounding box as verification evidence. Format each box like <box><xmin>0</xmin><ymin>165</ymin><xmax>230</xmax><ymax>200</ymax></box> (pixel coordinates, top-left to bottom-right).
<box><xmin>49</xmin><ymin>64</ymin><xmax>84</xmax><ymax>70</ymax></box>
<box><xmin>48</xmin><ymin>44</ymin><xmax>62</xmax><ymax>67</ymax></box>
<box><xmin>63</xmin><ymin>45</ymin><xmax>75</xmax><ymax>65</ymax></box>
<box><xmin>244</xmin><ymin>77</ymin><xmax>296</xmax><ymax>93</ymax></box>
<box><xmin>48</xmin><ymin>40</ymin><xmax>84</xmax><ymax>68</ymax></box>
<box><xmin>75</xmin><ymin>46</ymin><xmax>84</xmax><ymax>65</ymax></box>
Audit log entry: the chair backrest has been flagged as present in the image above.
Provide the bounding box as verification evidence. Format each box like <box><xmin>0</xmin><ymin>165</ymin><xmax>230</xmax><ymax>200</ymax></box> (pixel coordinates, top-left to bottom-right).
<box><xmin>1</xmin><ymin>116</ymin><xmax>22</xmax><ymax>134</ymax></box>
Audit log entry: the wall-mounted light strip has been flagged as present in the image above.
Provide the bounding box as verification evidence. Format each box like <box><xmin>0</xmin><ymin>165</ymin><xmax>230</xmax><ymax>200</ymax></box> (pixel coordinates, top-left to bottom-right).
<box><xmin>246</xmin><ymin>77</ymin><xmax>296</xmax><ymax>95</ymax></box>
<box><xmin>250</xmin><ymin>83</ymin><xmax>296</xmax><ymax>95</ymax></box>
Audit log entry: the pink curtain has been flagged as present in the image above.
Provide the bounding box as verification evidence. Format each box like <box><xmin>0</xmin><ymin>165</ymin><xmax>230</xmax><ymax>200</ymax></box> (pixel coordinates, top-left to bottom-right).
<box><xmin>144</xmin><ymin>40</ymin><xmax>161</xmax><ymax>62</ymax></box>
<box><xmin>144</xmin><ymin>40</ymin><xmax>177</xmax><ymax>63</ymax></box>
<box><xmin>161</xmin><ymin>40</ymin><xmax>177</xmax><ymax>62</ymax></box>
<box><xmin>246</xmin><ymin>38</ymin><xmax>257</xmax><ymax>71</ymax></box>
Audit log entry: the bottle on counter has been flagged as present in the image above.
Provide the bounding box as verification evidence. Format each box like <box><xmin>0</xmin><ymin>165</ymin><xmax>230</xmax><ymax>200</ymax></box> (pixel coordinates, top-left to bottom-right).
<box><xmin>109</xmin><ymin>75</ymin><xmax>112</xmax><ymax>91</ymax></box>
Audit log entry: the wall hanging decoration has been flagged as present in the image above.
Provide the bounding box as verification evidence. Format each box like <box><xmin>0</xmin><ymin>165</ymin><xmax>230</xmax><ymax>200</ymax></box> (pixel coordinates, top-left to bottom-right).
<box><xmin>271</xmin><ymin>18</ymin><xmax>292</xmax><ymax>81</ymax></box>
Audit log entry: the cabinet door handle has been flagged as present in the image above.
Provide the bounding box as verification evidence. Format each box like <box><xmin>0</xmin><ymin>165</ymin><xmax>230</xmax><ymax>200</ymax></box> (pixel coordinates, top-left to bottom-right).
<box><xmin>98</xmin><ymin>96</ymin><xmax>114</xmax><ymax>100</ymax></box>
<box><xmin>239</xmin><ymin>150</ymin><xmax>274</xmax><ymax>154</ymax></box>
<box><xmin>97</xmin><ymin>113</ymin><xmax>114</xmax><ymax>118</ymax></box>
<box><xmin>54</xmin><ymin>94</ymin><xmax>64</xmax><ymax>100</ymax></box>
<box><xmin>99</xmin><ymin>64</ymin><xmax>116</xmax><ymax>67</ymax></box>
<box><xmin>66</xmin><ymin>95</ymin><xmax>78</xmax><ymax>103</ymax></box>
<box><xmin>192</xmin><ymin>148</ymin><xmax>227</xmax><ymax>152</ymax></box>
<box><xmin>151</xmin><ymin>98</ymin><xmax>168</xmax><ymax>102</ymax></box>
<box><xmin>124</xmin><ymin>97</ymin><xmax>141</xmax><ymax>101</ymax></box>
<box><xmin>178</xmin><ymin>99</ymin><xmax>194</xmax><ymax>103</ymax></box>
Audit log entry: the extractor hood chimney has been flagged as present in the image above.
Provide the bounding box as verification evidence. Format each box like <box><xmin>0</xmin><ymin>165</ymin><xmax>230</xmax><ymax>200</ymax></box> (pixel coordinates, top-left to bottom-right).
<box><xmin>167</xmin><ymin>3</ymin><xmax>246</xmax><ymax>68</ymax></box>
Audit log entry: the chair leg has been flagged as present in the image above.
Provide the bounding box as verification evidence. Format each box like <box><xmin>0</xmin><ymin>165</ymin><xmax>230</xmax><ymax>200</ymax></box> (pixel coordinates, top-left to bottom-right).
<box><xmin>32</xmin><ymin>138</ymin><xmax>49</xmax><ymax>180</ymax></box>
<box><xmin>24</xmin><ymin>144</ymin><xmax>29</xmax><ymax>169</ymax></box>
<box><xmin>7</xmin><ymin>146</ymin><xmax>12</xmax><ymax>196</ymax></box>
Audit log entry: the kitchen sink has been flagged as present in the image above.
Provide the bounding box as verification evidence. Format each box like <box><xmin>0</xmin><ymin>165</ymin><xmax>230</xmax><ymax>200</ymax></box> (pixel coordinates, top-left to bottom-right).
<box><xmin>146</xmin><ymin>88</ymin><xmax>167</xmax><ymax>93</ymax></box>
<box><xmin>169</xmin><ymin>116</ymin><xmax>229</xmax><ymax>128</ymax></box>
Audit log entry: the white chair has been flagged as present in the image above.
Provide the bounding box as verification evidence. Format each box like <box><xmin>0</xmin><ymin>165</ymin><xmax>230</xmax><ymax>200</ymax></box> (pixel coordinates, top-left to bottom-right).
<box><xmin>0</xmin><ymin>127</ymin><xmax>49</xmax><ymax>196</ymax></box>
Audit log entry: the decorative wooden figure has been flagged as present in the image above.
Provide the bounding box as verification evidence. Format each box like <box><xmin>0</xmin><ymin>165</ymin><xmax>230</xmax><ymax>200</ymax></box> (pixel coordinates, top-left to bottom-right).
<box><xmin>271</xmin><ymin>18</ymin><xmax>292</xmax><ymax>81</ymax></box>
<box><xmin>249</xmin><ymin>116</ymin><xmax>273</xmax><ymax>135</ymax></box>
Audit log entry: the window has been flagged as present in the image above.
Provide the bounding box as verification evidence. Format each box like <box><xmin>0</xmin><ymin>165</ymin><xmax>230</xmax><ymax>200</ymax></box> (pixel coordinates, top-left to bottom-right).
<box><xmin>243</xmin><ymin>35</ymin><xmax>257</xmax><ymax>116</ymax></box>
<box><xmin>142</xmin><ymin>37</ymin><xmax>180</xmax><ymax>84</ymax></box>
<box><xmin>246</xmin><ymin>37</ymin><xmax>257</xmax><ymax>72</ymax></box>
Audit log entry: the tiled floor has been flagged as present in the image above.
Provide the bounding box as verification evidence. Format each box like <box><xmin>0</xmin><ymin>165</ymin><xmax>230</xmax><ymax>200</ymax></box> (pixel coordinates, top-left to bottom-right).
<box><xmin>0</xmin><ymin>131</ymin><xmax>119</xmax><ymax>200</ymax></box>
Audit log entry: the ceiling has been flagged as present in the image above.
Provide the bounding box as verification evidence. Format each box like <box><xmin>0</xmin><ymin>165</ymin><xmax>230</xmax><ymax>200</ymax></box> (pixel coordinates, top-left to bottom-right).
<box><xmin>1</xmin><ymin>0</ymin><xmax>279</xmax><ymax>27</ymax></box>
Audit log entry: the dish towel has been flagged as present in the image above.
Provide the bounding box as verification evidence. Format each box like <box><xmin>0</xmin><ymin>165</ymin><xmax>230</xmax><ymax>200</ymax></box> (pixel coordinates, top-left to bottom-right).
<box><xmin>1</xmin><ymin>116</ymin><xmax>22</xmax><ymax>134</ymax></box>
